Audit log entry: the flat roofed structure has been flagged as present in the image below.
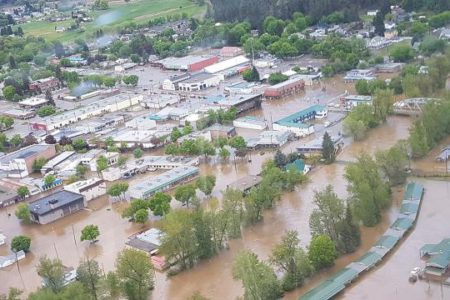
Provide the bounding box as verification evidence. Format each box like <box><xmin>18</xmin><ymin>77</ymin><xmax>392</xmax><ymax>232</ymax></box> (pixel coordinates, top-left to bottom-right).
<box><xmin>29</xmin><ymin>190</ymin><xmax>85</xmax><ymax>224</ymax></box>
<box><xmin>246</xmin><ymin>130</ymin><xmax>291</xmax><ymax>149</ymax></box>
<box><xmin>233</xmin><ymin>116</ymin><xmax>267</xmax><ymax>130</ymax></box>
<box><xmin>208</xmin><ymin>93</ymin><xmax>262</xmax><ymax>114</ymax></box>
<box><xmin>273</xmin><ymin>105</ymin><xmax>327</xmax><ymax>137</ymax></box>
<box><xmin>41</xmin><ymin>151</ymin><xmax>76</xmax><ymax>174</ymax></box>
<box><xmin>264</xmin><ymin>76</ymin><xmax>305</xmax><ymax>99</ymax></box>
<box><xmin>129</xmin><ymin>166</ymin><xmax>199</xmax><ymax>199</ymax></box>
<box><xmin>153</xmin><ymin>55</ymin><xmax>219</xmax><ymax>72</ymax></box>
<box><xmin>204</xmin><ymin>55</ymin><xmax>250</xmax><ymax>74</ymax></box>
<box><xmin>227</xmin><ymin>175</ymin><xmax>262</xmax><ymax>193</ymax></box>
<box><xmin>19</xmin><ymin>97</ymin><xmax>48</xmax><ymax>108</ymax></box>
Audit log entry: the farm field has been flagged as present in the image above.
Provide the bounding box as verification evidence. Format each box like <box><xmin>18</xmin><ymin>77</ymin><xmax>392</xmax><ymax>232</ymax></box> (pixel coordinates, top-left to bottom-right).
<box><xmin>16</xmin><ymin>0</ymin><xmax>205</xmax><ymax>42</ymax></box>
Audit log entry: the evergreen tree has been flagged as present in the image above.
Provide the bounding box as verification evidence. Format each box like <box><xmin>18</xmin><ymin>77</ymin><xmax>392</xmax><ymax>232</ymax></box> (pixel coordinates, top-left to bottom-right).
<box><xmin>274</xmin><ymin>150</ymin><xmax>287</xmax><ymax>168</ymax></box>
<box><xmin>373</xmin><ymin>11</ymin><xmax>385</xmax><ymax>37</ymax></box>
<box><xmin>45</xmin><ymin>89</ymin><xmax>55</xmax><ymax>106</ymax></box>
<box><xmin>336</xmin><ymin>205</ymin><xmax>361</xmax><ymax>253</ymax></box>
<box><xmin>321</xmin><ymin>132</ymin><xmax>335</xmax><ymax>164</ymax></box>
<box><xmin>9</xmin><ymin>55</ymin><xmax>16</xmax><ymax>69</ymax></box>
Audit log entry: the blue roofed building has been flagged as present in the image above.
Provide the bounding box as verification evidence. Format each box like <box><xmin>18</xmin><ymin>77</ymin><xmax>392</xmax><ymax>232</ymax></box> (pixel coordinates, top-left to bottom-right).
<box><xmin>273</xmin><ymin>105</ymin><xmax>327</xmax><ymax>137</ymax></box>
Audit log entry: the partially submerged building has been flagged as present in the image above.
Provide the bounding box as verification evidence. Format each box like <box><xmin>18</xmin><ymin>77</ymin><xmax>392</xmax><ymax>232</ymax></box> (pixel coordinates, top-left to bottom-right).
<box><xmin>129</xmin><ymin>166</ymin><xmax>199</xmax><ymax>199</ymax></box>
<box><xmin>29</xmin><ymin>190</ymin><xmax>85</xmax><ymax>224</ymax></box>
<box><xmin>152</xmin><ymin>55</ymin><xmax>219</xmax><ymax>72</ymax></box>
<box><xmin>227</xmin><ymin>175</ymin><xmax>262</xmax><ymax>194</ymax></box>
<box><xmin>246</xmin><ymin>131</ymin><xmax>291</xmax><ymax>149</ymax></box>
<box><xmin>420</xmin><ymin>239</ymin><xmax>450</xmax><ymax>277</ymax></box>
<box><xmin>264</xmin><ymin>77</ymin><xmax>305</xmax><ymax>99</ymax></box>
<box><xmin>273</xmin><ymin>105</ymin><xmax>327</xmax><ymax>137</ymax></box>
<box><xmin>64</xmin><ymin>178</ymin><xmax>106</xmax><ymax>202</ymax></box>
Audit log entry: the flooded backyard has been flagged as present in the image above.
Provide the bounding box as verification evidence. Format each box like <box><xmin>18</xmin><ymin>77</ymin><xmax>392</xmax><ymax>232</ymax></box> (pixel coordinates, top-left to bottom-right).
<box><xmin>1</xmin><ymin>74</ymin><xmax>450</xmax><ymax>299</ymax></box>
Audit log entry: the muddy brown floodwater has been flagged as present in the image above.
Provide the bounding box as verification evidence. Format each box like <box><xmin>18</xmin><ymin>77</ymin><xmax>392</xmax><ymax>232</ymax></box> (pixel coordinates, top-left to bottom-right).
<box><xmin>2</xmin><ymin>77</ymin><xmax>444</xmax><ymax>300</ymax></box>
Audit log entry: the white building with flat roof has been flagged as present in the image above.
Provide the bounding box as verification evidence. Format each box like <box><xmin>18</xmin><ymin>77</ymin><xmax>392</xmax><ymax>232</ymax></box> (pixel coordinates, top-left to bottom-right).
<box><xmin>31</xmin><ymin>93</ymin><xmax>143</xmax><ymax>131</ymax></box>
<box><xmin>64</xmin><ymin>178</ymin><xmax>106</xmax><ymax>202</ymax></box>
<box><xmin>19</xmin><ymin>97</ymin><xmax>48</xmax><ymax>108</ymax></box>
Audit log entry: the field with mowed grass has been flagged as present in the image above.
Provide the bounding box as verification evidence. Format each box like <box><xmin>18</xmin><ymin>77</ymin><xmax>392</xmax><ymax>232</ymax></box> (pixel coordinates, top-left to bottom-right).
<box><xmin>16</xmin><ymin>0</ymin><xmax>205</xmax><ymax>42</ymax></box>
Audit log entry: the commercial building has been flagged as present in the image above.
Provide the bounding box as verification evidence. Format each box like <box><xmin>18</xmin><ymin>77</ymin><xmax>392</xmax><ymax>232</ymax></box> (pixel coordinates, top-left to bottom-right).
<box><xmin>342</xmin><ymin>95</ymin><xmax>373</xmax><ymax>109</ymax></box>
<box><xmin>273</xmin><ymin>105</ymin><xmax>327</xmax><ymax>137</ymax></box>
<box><xmin>125</xmin><ymin>117</ymin><xmax>157</xmax><ymax>130</ymax></box>
<box><xmin>289</xmin><ymin>73</ymin><xmax>321</xmax><ymax>86</ymax></box>
<box><xmin>205</xmin><ymin>124</ymin><xmax>236</xmax><ymax>139</ymax></box>
<box><xmin>152</xmin><ymin>55</ymin><xmax>219</xmax><ymax>72</ymax></box>
<box><xmin>246</xmin><ymin>130</ymin><xmax>291</xmax><ymax>149</ymax></box>
<box><xmin>344</xmin><ymin>69</ymin><xmax>376</xmax><ymax>82</ymax></box>
<box><xmin>28</xmin><ymin>77</ymin><xmax>60</xmax><ymax>93</ymax></box>
<box><xmin>3</xmin><ymin>109</ymin><xmax>35</xmax><ymax>120</ymax></box>
<box><xmin>264</xmin><ymin>77</ymin><xmax>305</xmax><ymax>99</ymax></box>
<box><xmin>41</xmin><ymin>151</ymin><xmax>76</xmax><ymax>175</ymax></box>
<box><xmin>208</xmin><ymin>93</ymin><xmax>262</xmax><ymax>114</ymax></box>
<box><xmin>141</xmin><ymin>93</ymin><xmax>180</xmax><ymax>109</ymax></box>
<box><xmin>162</xmin><ymin>74</ymin><xmax>190</xmax><ymax>90</ymax></box>
<box><xmin>178</xmin><ymin>72</ymin><xmax>222</xmax><ymax>92</ymax></box>
<box><xmin>0</xmin><ymin>144</ymin><xmax>56</xmax><ymax>178</ymax></box>
<box><xmin>129</xmin><ymin>166</ymin><xmax>199</xmax><ymax>199</ymax></box>
<box><xmin>375</xmin><ymin>63</ymin><xmax>404</xmax><ymax>73</ymax></box>
<box><xmin>0</xmin><ymin>185</ymin><xmax>19</xmax><ymax>208</ymax></box>
<box><xmin>204</xmin><ymin>55</ymin><xmax>250</xmax><ymax>78</ymax></box>
<box><xmin>224</xmin><ymin>81</ymin><xmax>259</xmax><ymax>95</ymax></box>
<box><xmin>420</xmin><ymin>239</ymin><xmax>450</xmax><ymax>277</ymax></box>
<box><xmin>64</xmin><ymin>178</ymin><xmax>106</xmax><ymax>202</ymax></box>
<box><xmin>297</xmin><ymin>135</ymin><xmax>343</xmax><ymax>157</ymax></box>
<box><xmin>29</xmin><ymin>190</ymin><xmax>85</xmax><ymax>224</ymax></box>
<box><xmin>126</xmin><ymin>228</ymin><xmax>167</xmax><ymax>270</ymax></box>
<box><xmin>18</xmin><ymin>97</ymin><xmax>49</xmax><ymax>109</ymax></box>
<box><xmin>30</xmin><ymin>93</ymin><xmax>143</xmax><ymax>131</ymax></box>
<box><xmin>233</xmin><ymin>116</ymin><xmax>267</xmax><ymax>130</ymax></box>
<box><xmin>0</xmin><ymin>251</ymin><xmax>25</xmax><ymax>269</ymax></box>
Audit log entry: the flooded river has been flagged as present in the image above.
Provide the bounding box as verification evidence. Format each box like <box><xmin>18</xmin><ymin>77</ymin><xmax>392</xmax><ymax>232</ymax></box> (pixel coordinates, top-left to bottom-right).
<box><xmin>2</xmin><ymin>77</ymin><xmax>448</xmax><ymax>299</ymax></box>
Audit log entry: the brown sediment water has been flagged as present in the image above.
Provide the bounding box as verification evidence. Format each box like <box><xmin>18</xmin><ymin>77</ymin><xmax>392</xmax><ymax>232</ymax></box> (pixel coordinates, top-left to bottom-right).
<box><xmin>0</xmin><ymin>78</ymin><xmax>425</xmax><ymax>299</ymax></box>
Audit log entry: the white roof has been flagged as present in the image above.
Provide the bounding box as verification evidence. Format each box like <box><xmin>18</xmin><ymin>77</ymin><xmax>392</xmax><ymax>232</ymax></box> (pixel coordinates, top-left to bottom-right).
<box><xmin>19</xmin><ymin>97</ymin><xmax>48</xmax><ymax>107</ymax></box>
<box><xmin>204</xmin><ymin>55</ymin><xmax>250</xmax><ymax>74</ymax></box>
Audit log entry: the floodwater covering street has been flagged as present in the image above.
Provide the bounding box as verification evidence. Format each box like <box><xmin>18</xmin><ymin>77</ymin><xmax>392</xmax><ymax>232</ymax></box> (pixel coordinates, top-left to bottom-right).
<box><xmin>1</xmin><ymin>76</ymin><xmax>449</xmax><ymax>300</ymax></box>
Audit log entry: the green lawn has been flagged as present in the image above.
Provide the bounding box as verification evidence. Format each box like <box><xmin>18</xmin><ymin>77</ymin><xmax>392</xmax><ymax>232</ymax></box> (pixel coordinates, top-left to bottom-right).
<box><xmin>17</xmin><ymin>0</ymin><xmax>205</xmax><ymax>43</ymax></box>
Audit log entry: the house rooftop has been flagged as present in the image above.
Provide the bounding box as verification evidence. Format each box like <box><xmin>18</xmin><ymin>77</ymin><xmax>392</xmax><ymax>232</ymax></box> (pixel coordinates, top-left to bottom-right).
<box><xmin>29</xmin><ymin>190</ymin><xmax>83</xmax><ymax>216</ymax></box>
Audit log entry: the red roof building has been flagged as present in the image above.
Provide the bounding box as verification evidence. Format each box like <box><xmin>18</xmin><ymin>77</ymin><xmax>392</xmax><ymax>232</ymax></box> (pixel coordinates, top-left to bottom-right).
<box><xmin>264</xmin><ymin>77</ymin><xmax>305</xmax><ymax>99</ymax></box>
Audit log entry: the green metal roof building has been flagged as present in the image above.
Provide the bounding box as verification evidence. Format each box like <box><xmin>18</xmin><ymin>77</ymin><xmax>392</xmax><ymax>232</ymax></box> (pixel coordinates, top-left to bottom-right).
<box><xmin>403</xmin><ymin>182</ymin><xmax>424</xmax><ymax>202</ymax></box>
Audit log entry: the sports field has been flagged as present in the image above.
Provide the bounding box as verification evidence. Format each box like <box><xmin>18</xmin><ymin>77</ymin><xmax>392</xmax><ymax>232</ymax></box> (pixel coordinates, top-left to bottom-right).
<box><xmin>17</xmin><ymin>0</ymin><xmax>205</xmax><ymax>42</ymax></box>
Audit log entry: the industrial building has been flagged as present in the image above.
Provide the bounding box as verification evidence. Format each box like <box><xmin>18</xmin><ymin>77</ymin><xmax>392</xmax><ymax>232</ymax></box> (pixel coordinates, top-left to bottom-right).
<box><xmin>342</xmin><ymin>95</ymin><xmax>373</xmax><ymax>109</ymax></box>
<box><xmin>28</xmin><ymin>77</ymin><xmax>60</xmax><ymax>93</ymax></box>
<box><xmin>152</xmin><ymin>55</ymin><xmax>219</xmax><ymax>72</ymax></box>
<box><xmin>29</xmin><ymin>190</ymin><xmax>85</xmax><ymax>224</ymax></box>
<box><xmin>224</xmin><ymin>81</ymin><xmax>259</xmax><ymax>95</ymax></box>
<box><xmin>208</xmin><ymin>93</ymin><xmax>262</xmax><ymax>114</ymax></box>
<box><xmin>178</xmin><ymin>72</ymin><xmax>222</xmax><ymax>92</ymax></box>
<box><xmin>64</xmin><ymin>178</ymin><xmax>106</xmax><ymax>202</ymax></box>
<box><xmin>140</xmin><ymin>93</ymin><xmax>180</xmax><ymax>109</ymax></box>
<box><xmin>30</xmin><ymin>93</ymin><xmax>143</xmax><ymax>131</ymax></box>
<box><xmin>420</xmin><ymin>239</ymin><xmax>450</xmax><ymax>277</ymax></box>
<box><xmin>297</xmin><ymin>135</ymin><xmax>344</xmax><ymax>156</ymax></box>
<box><xmin>343</xmin><ymin>69</ymin><xmax>376</xmax><ymax>82</ymax></box>
<box><xmin>220</xmin><ymin>47</ymin><xmax>244</xmax><ymax>57</ymax></box>
<box><xmin>233</xmin><ymin>116</ymin><xmax>267</xmax><ymax>130</ymax></box>
<box><xmin>264</xmin><ymin>77</ymin><xmax>305</xmax><ymax>99</ymax></box>
<box><xmin>245</xmin><ymin>131</ymin><xmax>291</xmax><ymax>149</ymax></box>
<box><xmin>41</xmin><ymin>151</ymin><xmax>76</xmax><ymax>175</ymax></box>
<box><xmin>0</xmin><ymin>144</ymin><xmax>56</xmax><ymax>178</ymax></box>
<box><xmin>273</xmin><ymin>105</ymin><xmax>327</xmax><ymax>137</ymax></box>
<box><xmin>204</xmin><ymin>55</ymin><xmax>250</xmax><ymax>79</ymax></box>
<box><xmin>129</xmin><ymin>166</ymin><xmax>199</xmax><ymax>199</ymax></box>
<box><xmin>18</xmin><ymin>97</ymin><xmax>49</xmax><ymax>109</ymax></box>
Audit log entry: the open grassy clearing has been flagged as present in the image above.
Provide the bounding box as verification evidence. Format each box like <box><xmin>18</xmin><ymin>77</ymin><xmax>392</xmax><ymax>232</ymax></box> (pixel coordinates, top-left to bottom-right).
<box><xmin>16</xmin><ymin>0</ymin><xmax>205</xmax><ymax>43</ymax></box>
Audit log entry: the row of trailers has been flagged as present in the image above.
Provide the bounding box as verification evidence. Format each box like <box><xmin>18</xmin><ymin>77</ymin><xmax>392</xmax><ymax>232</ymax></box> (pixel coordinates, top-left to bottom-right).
<box><xmin>300</xmin><ymin>182</ymin><xmax>425</xmax><ymax>300</ymax></box>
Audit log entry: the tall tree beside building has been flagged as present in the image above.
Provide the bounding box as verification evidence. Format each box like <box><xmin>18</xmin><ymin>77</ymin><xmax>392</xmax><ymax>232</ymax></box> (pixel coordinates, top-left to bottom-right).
<box><xmin>15</xmin><ymin>203</ymin><xmax>30</xmax><ymax>222</ymax></box>
<box><xmin>36</xmin><ymin>256</ymin><xmax>65</xmax><ymax>293</ymax></box>
<box><xmin>321</xmin><ymin>132</ymin><xmax>335</xmax><ymax>164</ymax></box>
<box><xmin>336</xmin><ymin>205</ymin><xmax>361</xmax><ymax>254</ymax></box>
<box><xmin>373</xmin><ymin>89</ymin><xmax>393</xmax><ymax>123</ymax></box>
<box><xmin>196</xmin><ymin>175</ymin><xmax>216</xmax><ymax>197</ymax></box>
<box><xmin>233</xmin><ymin>250</ymin><xmax>282</xmax><ymax>300</ymax></box>
<box><xmin>115</xmin><ymin>248</ymin><xmax>154</xmax><ymax>300</ymax></box>
<box><xmin>45</xmin><ymin>89</ymin><xmax>55</xmax><ymax>106</ymax></box>
<box><xmin>11</xmin><ymin>235</ymin><xmax>31</xmax><ymax>252</ymax></box>
<box><xmin>373</xmin><ymin>11</ymin><xmax>385</xmax><ymax>37</ymax></box>
<box><xmin>270</xmin><ymin>230</ymin><xmax>313</xmax><ymax>291</ymax></box>
<box><xmin>148</xmin><ymin>192</ymin><xmax>171</xmax><ymax>216</ymax></box>
<box><xmin>274</xmin><ymin>150</ymin><xmax>287</xmax><ymax>168</ymax></box>
<box><xmin>375</xmin><ymin>142</ymin><xmax>409</xmax><ymax>186</ymax></box>
<box><xmin>409</xmin><ymin>120</ymin><xmax>429</xmax><ymax>158</ymax></box>
<box><xmin>174</xmin><ymin>184</ymin><xmax>196</xmax><ymax>208</ymax></box>
<box><xmin>242</xmin><ymin>66</ymin><xmax>260</xmax><ymax>82</ymax></box>
<box><xmin>77</xmin><ymin>259</ymin><xmax>102</xmax><ymax>300</ymax></box>
<box><xmin>345</xmin><ymin>153</ymin><xmax>391</xmax><ymax>227</ymax></box>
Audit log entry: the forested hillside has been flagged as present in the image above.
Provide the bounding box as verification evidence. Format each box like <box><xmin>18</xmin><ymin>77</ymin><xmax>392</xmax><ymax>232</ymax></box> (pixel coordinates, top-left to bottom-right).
<box><xmin>210</xmin><ymin>0</ymin><xmax>449</xmax><ymax>26</ymax></box>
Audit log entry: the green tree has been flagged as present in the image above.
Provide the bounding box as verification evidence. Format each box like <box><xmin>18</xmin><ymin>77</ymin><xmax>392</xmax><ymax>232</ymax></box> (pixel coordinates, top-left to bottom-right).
<box><xmin>373</xmin><ymin>11</ymin><xmax>385</xmax><ymax>37</ymax></box>
<box><xmin>268</xmin><ymin>72</ymin><xmax>289</xmax><ymax>85</ymax></box>
<box><xmin>229</xmin><ymin>136</ymin><xmax>247</xmax><ymax>150</ymax></box>
<box><xmin>122</xmin><ymin>75</ymin><xmax>139</xmax><ymax>86</ymax></box>
<box><xmin>117</xmin><ymin>155</ymin><xmax>127</xmax><ymax>167</ymax></box>
<box><xmin>336</xmin><ymin>205</ymin><xmax>361</xmax><ymax>254</ymax></box>
<box><xmin>270</xmin><ymin>231</ymin><xmax>312</xmax><ymax>291</ymax></box>
<box><xmin>0</xmin><ymin>116</ymin><xmax>14</xmax><ymax>130</ymax></box>
<box><xmin>321</xmin><ymin>132</ymin><xmax>335</xmax><ymax>163</ymax></box>
<box><xmin>37</xmin><ymin>105</ymin><xmax>56</xmax><ymax>117</ymax></box>
<box><xmin>116</xmin><ymin>248</ymin><xmax>154</xmax><ymax>300</ymax></box>
<box><xmin>76</xmin><ymin>259</ymin><xmax>102</xmax><ymax>300</ymax></box>
<box><xmin>2</xmin><ymin>86</ymin><xmax>16</xmax><ymax>101</ymax></box>
<box><xmin>16</xmin><ymin>186</ymin><xmax>29</xmax><ymax>199</ymax></box>
<box><xmin>355</xmin><ymin>80</ymin><xmax>370</xmax><ymax>95</ymax></box>
<box><xmin>80</xmin><ymin>224</ymin><xmax>100</xmax><ymax>243</ymax></box>
<box><xmin>219</xmin><ymin>147</ymin><xmax>230</xmax><ymax>160</ymax></box>
<box><xmin>409</xmin><ymin>120</ymin><xmax>430</xmax><ymax>158</ymax></box>
<box><xmin>372</xmin><ymin>89</ymin><xmax>394</xmax><ymax>122</ymax></box>
<box><xmin>375</xmin><ymin>142</ymin><xmax>409</xmax><ymax>186</ymax></box>
<box><xmin>0</xmin><ymin>288</ymin><xmax>22</xmax><ymax>300</ymax></box>
<box><xmin>196</xmin><ymin>175</ymin><xmax>216</xmax><ymax>196</ymax></box>
<box><xmin>171</xmin><ymin>127</ymin><xmax>182</xmax><ymax>141</ymax></box>
<box><xmin>133</xmin><ymin>148</ymin><xmax>143</xmax><ymax>158</ymax></box>
<box><xmin>36</xmin><ymin>256</ymin><xmax>65</xmax><ymax>293</ymax></box>
<box><xmin>308</xmin><ymin>234</ymin><xmax>337</xmax><ymax>270</ymax></box>
<box><xmin>15</xmin><ymin>203</ymin><xmax>30</xmax><ymax>223</ymax></box>
<box><xmin>44</xmin><ymin>174</ymin><xmax>56</xmax><ymax>186</ymax></box>
<box><xmin>345</xmin><ymin>153</ymin><xmax>391</xmax><ymax>226</ymax></box>
<box><xmin>175</xmin><ymin>184</ymin><xmax>196</xmax><ymax>208</ymax></box>
<box><xmin>107</xmin><ymin>182</ymin><xmax>129</xmax><ymax>201</ymax></box>
<box><xmin>11</xmin><ymin>235</ymin><xmax>31</xmax><ymax>252</ymax></box>
<box><xmin>134</xmin><ymin>209</ymin><xmax>149</xmax><ymax>224</ymax></box>
<box><xmin>76</xmin><ymin>164</ymin><xmax>88</xmax><ymax>178</ymax></box>
<box><xmin>390</xmin><ymin>44</ymin><xmax>414</xmax><ymax>62</ymax></box>
<box><xmin>72</xmin><ymin>138</ymin><xmax>87</xmax><ymax>152</ymax></box>
<box><xmin>148</xmin><ymin>192</ymin><xmax>171</xmax><ymax>216</ymax></box>
<box><xmin>233</xmin><ymin>250</ymin><xmax>282</xmax><ymax>300</ymax></box>
<box><xmin>242</xmin><ymin>66</ymin><xmax>260</xmax><ymax>82</ymax></box>
<box><xmin>96</xmin><ymin>155</ymin><xmax>108</xmax><ymax>173</ymax></box>
<box><xmin>160</xmin><ymin>209</ymin><xmax>198</xmax><ymax>270</ymax></box>
<box><xmin>32</xmin><ymin>158</ymin><xmax>48</xmax><ymax>172</ymax></box>
<box><xmin>9</xmin><ymin>135</ymin><xmax>22</xmax><ymax>147</ymax></box>
<box><xmin>274</xmin><ymin>150</ymin><xmax>287</xmax><ymax>168</ymax></box>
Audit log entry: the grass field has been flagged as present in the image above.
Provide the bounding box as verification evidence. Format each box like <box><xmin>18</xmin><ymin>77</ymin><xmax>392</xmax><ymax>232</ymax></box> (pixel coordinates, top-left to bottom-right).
<box><xmin>17</xmin><ymin>0</ymin><xmax>205</xmax><ymax>42</ymax></box>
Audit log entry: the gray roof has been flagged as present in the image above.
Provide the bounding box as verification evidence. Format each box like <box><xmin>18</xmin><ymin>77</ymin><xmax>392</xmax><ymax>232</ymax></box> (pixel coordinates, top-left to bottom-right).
<box><xmin>29</xmin><ymin>190</ymin><xmax>83</xmax><ymax>216</ymax></box>
<box><xmin>0</xmin><ymin>144</ymin><xmax>52</xmax><ymax>163</ymax></box>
